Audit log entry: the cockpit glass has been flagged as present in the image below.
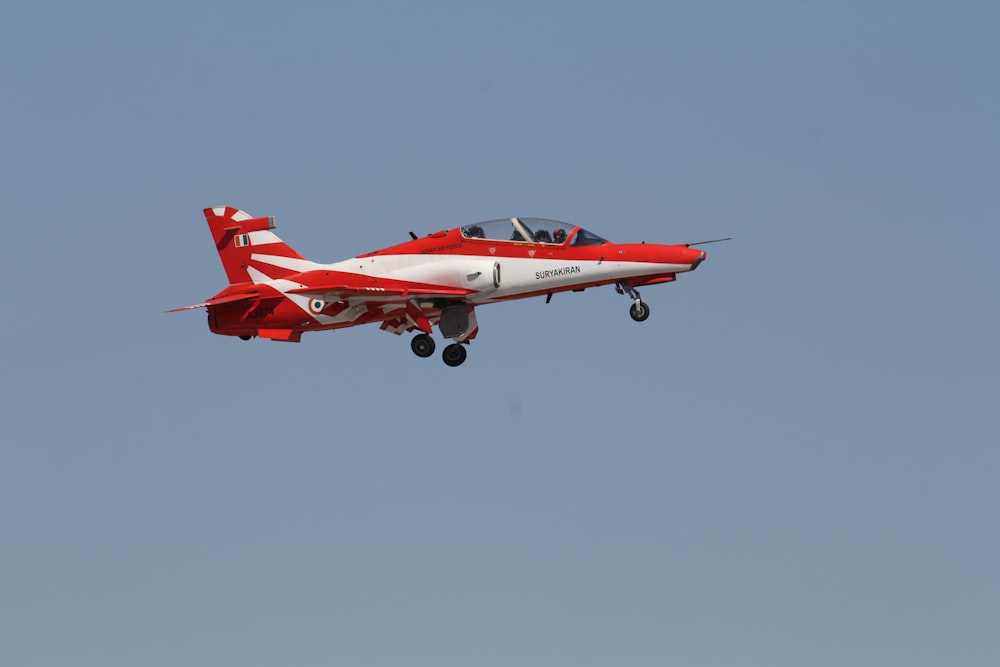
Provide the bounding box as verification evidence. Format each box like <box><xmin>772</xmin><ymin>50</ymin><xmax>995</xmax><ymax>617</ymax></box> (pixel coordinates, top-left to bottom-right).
<box><xmin>571</xmin><ymin>228</ymin><xmax>608</xmax><ymax>246</ymax></box>
<box><xmin>517</xmin><ymin>218</ymin><xmax>576</xmax><ymax>244</ymax></box>
<box><xmin>460</xmin><ymin>218</ymin><xmax>606</xmax><ymax>245</ymax></box>
<box><xmin>460</xmin><ymin>219</ymin><xmax>517</xmax><ymax>241</ymax></box>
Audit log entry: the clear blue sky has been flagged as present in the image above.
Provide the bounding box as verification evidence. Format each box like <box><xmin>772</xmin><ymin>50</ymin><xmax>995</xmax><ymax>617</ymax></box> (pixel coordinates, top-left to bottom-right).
<box><xmin>2</xmin><ymin>2</ymin><xmax>997</xmax><ymax>666</ymax></box>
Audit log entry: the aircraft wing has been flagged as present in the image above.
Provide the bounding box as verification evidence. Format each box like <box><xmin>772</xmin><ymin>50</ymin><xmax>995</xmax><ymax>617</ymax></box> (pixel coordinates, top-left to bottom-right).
<box><xmin>167</xmin><ymin>283</ymin><xmax>472</xmax><ymax>314</ymax></box>
<box><xmin>286</xmin><ymin>284</ymin><xmax>473</xmax><ymax>301</ymax></box>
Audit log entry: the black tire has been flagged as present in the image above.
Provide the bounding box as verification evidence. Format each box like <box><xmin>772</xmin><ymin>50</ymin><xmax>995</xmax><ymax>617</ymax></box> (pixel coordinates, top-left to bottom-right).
<box><xmin>629</xmin><ymin>301</ymin><xmax>650</xmax><ymax>322</ymax></box>
<box><xmin>411</xmin><ymin>333</ymin><xmax>436</xmax><ymax>358</ymax></box>
<box><xmin>442</xmin><ymin>342</ymin><xmax>468</xmax><ymax>367</ymax></box>
<box><xmin>239</xmin><ymin>335</ymin><xmax>253</xmax><ymax>341</ymax></box>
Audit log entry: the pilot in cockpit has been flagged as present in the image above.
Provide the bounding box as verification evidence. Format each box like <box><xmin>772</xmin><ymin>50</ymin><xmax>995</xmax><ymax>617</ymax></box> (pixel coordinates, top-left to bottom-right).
<box><xmin>553</xmin><ymin>228</ymin><xmax>567</xmax><ymax>244</ymax></box>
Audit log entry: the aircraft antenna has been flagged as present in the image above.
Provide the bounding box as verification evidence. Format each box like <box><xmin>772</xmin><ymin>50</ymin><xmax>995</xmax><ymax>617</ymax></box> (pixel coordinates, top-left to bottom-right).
<box><xmin>686</xmin><ymin>237</ymin><xmax>732</xmax><ymax>247</ymax></box>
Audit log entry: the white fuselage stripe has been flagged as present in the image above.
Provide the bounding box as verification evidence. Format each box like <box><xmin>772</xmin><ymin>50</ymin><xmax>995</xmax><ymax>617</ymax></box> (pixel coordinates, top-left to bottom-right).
<box><xmin>249</xmin><ymin>252</ymin><xmax>690</xmax><ymax>322</ymax></box>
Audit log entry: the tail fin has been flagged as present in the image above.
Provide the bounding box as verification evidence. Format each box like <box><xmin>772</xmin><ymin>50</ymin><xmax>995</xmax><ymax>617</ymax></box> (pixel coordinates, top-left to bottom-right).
<box><xmin>204</xmin><ymin>206</ymin><xmax>314</xmax><ymax>284</ymax></box>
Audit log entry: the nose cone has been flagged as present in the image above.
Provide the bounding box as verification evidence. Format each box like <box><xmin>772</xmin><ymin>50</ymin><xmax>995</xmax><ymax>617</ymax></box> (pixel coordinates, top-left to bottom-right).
<box><xmin>619</xmin><ymin>243</ymin><xmax>707</xmax><ymax>269</ymax></box>
<box><xmin>689</xmin><ymin>248</ymin><xmax>706</xmax><ymax>270</ymax></box>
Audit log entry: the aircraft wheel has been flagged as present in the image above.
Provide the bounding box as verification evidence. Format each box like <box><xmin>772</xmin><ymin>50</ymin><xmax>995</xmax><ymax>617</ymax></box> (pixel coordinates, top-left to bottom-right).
<box><xmin>411</xmin><ymin>333</ymin><xmax>436</xmax><ymax>358</ymax></box>
<box><xmin>239</xmin><ymin>335</ymin><xmax>253</xmax><ymax>341</ymax></box>
<box><xmin>442</xmin><ymin>343</ymin><xmax>468</xmax><ymax>367</ymax></box>
<box><xmin>629</xmin><ymin>301</ymin><xmax>650</xmax><ymax>322</ymax></box>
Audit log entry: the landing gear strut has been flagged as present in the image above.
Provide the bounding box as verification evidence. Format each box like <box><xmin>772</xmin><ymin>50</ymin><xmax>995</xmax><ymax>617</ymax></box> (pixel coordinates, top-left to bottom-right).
<box><xmin>442</xmin><ymin>342</ymin><xmax>468</xmax><ymax>367</ymax></box>
<box><xmin>617</xmin><ymin>281</ymin><xmax>650</xmax><ymax>322</ymax></box>
<box><xmin>411</xmin><ymin>333</ymin><xmax>436</xmax><ymax>358</ymax></box>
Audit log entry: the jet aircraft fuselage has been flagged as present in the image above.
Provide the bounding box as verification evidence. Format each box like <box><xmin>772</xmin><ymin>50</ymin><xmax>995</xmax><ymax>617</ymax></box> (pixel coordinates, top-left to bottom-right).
<box><xmin>170</xmin><ymin>208</ymin><xmax>719</xmax><ymax>366</ymax></box>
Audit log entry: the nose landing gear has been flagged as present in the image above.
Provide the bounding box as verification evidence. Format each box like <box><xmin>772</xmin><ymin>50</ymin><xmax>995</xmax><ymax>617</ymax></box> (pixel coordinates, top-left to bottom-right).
<box><xmin>629</xmin><ymin>300</ymin><xmax>650</xmax><ymax>322</ymax></box>
<box><xmin>617</xmin><ymin>281</ymin><xmax>651</xmax><ymax>322</ymax></box>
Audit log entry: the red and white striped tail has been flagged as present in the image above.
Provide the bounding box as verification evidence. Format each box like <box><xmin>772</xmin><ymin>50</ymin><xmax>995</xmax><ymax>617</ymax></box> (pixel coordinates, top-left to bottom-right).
<box><xmin>204</xmin><ymin>206</ymin><xmax>310</xmax><ymax>284</ymax></box>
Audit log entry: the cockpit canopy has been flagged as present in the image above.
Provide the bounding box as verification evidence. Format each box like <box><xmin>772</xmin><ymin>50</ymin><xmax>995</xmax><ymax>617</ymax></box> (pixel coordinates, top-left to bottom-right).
<box><xmin>460</xmin><ymin>218</ymin><xmax>608</xmax><ymax>246</ymax></box>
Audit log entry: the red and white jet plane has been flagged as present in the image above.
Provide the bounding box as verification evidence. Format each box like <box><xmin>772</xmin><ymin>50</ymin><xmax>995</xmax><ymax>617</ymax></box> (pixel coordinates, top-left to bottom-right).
<box><xmin>169</xmin><ymin>207</ymin><xmax>725</xmax><ymax>366</ymax></box>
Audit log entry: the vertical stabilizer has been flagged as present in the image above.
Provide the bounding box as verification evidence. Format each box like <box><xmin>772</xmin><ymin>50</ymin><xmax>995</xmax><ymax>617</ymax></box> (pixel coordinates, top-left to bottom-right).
<box><xmin>204</xmin><ymin>206</ymin><xmax>311</xmax><ymax>284</ymax></box>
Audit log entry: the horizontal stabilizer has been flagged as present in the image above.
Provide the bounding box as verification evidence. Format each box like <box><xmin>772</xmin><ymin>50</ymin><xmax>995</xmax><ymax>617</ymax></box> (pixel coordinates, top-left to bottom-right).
<box><xmin>164</xmin><ymin>291</ymin><xmax>261</xmax><ymax>313</ymax></box>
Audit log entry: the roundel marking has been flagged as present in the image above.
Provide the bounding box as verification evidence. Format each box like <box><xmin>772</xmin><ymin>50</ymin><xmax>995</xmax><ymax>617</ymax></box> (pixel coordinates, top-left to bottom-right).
<box><xmin>308</xmin><ymin>299</ymin><xmax>325</xmax><ymax>314</ymax></box>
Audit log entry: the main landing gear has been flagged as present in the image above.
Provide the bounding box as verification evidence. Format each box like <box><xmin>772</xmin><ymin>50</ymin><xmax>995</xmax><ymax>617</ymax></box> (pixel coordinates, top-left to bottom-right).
<box><xmin>411</xmin><ymin>333</ymin><xmax>468</xmax><ymax>367</ymax></box>
<box><xmin>617</xmin><ymin>281</ymin><xmax>650</xmax><ymax>322</ymax></box>
<box><xmin>410</xmin><ymin>333</ymin><xmax>436</xmax><ymax>357</ymax></box>
<box><xmin>442</xmin><ymin>343</ymin><xmax>467</xmax><ymax>367</ymax></box>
